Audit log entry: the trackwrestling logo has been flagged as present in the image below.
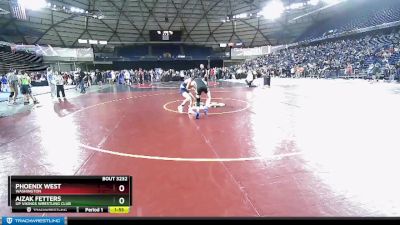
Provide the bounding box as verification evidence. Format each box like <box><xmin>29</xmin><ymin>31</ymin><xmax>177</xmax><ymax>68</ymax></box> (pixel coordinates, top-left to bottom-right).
<box><xmin>2</xmin><ymin>217</ymin><xmax>64</xmax><ymax>225</ymax></box>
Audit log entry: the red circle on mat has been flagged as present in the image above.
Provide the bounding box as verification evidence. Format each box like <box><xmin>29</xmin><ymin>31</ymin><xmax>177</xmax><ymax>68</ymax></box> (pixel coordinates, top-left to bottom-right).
<box><xmin>71</xmin><ymin>91</ymin><xmax>258</xmax><ymax>160</ymax></box>
<box><xmin>163</xmin><ymin>98</ymin><xmax>250</xmax><ymax>115</ymax></box>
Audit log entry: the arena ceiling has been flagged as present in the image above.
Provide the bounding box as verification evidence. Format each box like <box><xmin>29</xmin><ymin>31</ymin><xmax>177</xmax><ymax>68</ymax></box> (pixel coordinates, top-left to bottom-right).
<box><xmin>0</xmin><ymin>0</ymin><xmax>341</xmax><ymax>52</ymax></box>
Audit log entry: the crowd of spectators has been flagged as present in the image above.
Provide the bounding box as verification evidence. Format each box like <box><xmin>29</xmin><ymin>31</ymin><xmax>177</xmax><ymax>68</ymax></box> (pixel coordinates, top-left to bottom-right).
<box><xmin>236</xmin><ymin>29</ymin><xmax>400</xmax><ymax>81</ymax></box>
<box><xmin>2</xmin><ymin>28</ymin><xmax>400</xmax><ymax>97</ymax></box>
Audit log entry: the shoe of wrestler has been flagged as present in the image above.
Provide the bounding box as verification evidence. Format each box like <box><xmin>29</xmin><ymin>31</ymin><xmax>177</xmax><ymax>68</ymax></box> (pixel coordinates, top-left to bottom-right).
<box><xmin>195</xmin><ymin>112</ymin><xmax>200</xmax><ymax>120</ymax></box>
<box><xmin>204</xmin><ymin>106</ymin><xmax>208</xmax><ymax>116</ymax></box>
<box><xmin>187</xmin><ymin>107</ymin><xmax>193</xmax><ymax>115</ymax></box>
<box><xmin>178</xmin><ymin>105</ymin><xmax>183</xmax><ymax>113</ymax></box>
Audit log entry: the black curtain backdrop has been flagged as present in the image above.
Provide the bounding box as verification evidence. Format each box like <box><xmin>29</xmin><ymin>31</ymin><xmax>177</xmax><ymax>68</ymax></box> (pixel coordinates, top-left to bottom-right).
<box><xmin>90</xmin><ymin>60</ymin><xmax>223</xmax><ymax>71</ymax></box>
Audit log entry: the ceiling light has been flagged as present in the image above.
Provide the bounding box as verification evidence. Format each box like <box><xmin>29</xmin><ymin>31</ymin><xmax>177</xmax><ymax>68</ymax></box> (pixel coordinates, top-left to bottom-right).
<box><xmin>309</xmin><ymin>0</ymin><xmax>320</xmax><ymax>6</ymax></box>
<box><xmin>288</xmin><ymin>3</ymin><xmax>305</xmax><ymax>10</ymax></box>
<box><xmin>234</xmin><ymin>13</ymin><xmax>248</xmax><ymax>19</ymax></box>
<box><xmin>18</xmin><ymin>0</ymin><xmax>47</xmax><ymax>11</ymax></box>
<box><xmin>322</xmin><ymin>0</ymin><xmax>345</xmax><ymax>5</ymax></box>
<box><xmin>259</xmin><ymin>0</ymin><xmax>284</xmax><ymax>20</ymax></box>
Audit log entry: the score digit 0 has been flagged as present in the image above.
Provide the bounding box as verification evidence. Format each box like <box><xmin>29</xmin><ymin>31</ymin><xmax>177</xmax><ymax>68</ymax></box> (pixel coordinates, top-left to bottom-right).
<box><xmin>118</xmin><ymin>185</ymin><xmax>125</xmax><ymax>192</ymax></box>
<box><xmin>119</xmin><ymin>197</ymin><xmax>125</xmax><ymax>205</ymax></box>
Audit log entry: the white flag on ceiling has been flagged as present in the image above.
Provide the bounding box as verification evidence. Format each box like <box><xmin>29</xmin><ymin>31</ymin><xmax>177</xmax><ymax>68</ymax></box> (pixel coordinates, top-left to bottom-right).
<box><xmin>10</xmin><ymin>0</ymin><xmax>27</xmax><ymax>20</ymax></box>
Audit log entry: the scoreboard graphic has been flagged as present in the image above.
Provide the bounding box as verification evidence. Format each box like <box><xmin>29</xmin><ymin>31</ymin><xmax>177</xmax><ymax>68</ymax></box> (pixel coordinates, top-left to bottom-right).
<box><xmin>8</xmin><ymin>176</ymin><xmax>132</xmax><ymax>214</ymax></box>
<box><xmin>149</xmin><ymin>30</ymin><xmax>182</xmax><ymax>42</ymax></box>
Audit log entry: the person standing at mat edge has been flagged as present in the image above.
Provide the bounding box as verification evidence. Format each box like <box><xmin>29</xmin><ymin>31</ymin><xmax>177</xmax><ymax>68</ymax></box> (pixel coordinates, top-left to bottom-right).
<box><xmin>7</xmin><ymin>69</ymin><xmax>19</xmax><ymax>105</ymax></box>
<box><xmin>20</xmin><ymin>71</ymin><xmax>38</xmax><ymax>105</ymax></box>
<box><xmin>78</xmin><ymin>68</ymin><xmax>86</xmax><ymax>94</ymax></box>
<box><xmin>187</xmin><ymin>77</ymin><xmax>211</xmax><ymax>119</ymax></box>
<box><xmin>199</xmin><ymin>64</ymin><xmax>209</xmax><ymax>83</ymax></box>
<box><xmin>95</xmin><ymin>69</ymin><xmax>103</xmax><ymax>89</ymax></box>
<box><xmin>46</xmin><ymin>67</ymin><xmax>56</xmax><ymax>98</ymax></box>
<box><xmin>1</xmin><ymin>75</ymin><xmax>7</xmax><ymax>92</ymax></box>
<box><xmin>54</xmin><ymin>71</ymin><xmax>66</xmax><ymax>100</ymax></box>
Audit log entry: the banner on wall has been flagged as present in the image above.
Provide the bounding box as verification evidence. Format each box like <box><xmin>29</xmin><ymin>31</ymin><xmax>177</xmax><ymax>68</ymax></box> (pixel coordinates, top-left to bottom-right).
<box><xmin>14</xmin><ymin>45</ymin><xmax>94</xmax><ymax>62</ymax></box>
<box><xmin>231</xmin><ymin>46</ymin><xmax>270</xmax><ymax>59</ymax></box>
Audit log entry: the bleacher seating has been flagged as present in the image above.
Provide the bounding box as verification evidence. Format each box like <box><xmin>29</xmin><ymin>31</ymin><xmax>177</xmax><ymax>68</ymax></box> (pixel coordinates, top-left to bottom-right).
<box><xmin>152</xmin><ymin>45</ymin><xmax>181</xmax><ymax>58</ymax></box>
<box><xmin>183</xmin><ymin>45</ymin><xmax>213</xmax><ymax>59</ymax></box>
<box><xmin>0</xmin><ymin>50</ymin><xmax>46</xmax><ymax>73</ymax></box>
<box><xmin>297</xmin><ymin>0</ymin><xmax>400</xmax><ymax>42</ymax></box>
<box><xmin>118</xmin><ymin>45</ymin><xmax>149</xmax><ymax>59</ymax></box>
<box><xmin>115</xmin><ymin>44</ymin><xmax>216</xmax><ymax>60</ymax></box>
<box><xmin>239</xmin><ymin>28</ymin><xmax>400</xmax><ymax>80</ymax></box>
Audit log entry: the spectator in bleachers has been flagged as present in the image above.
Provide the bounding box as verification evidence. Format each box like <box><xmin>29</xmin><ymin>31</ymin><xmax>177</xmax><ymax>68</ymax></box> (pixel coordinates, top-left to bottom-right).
<box><xmin>345</xmin><ymin>63</ymin><xmax>353</xmax><ymax>77</ymax></box>
<box><xmin>396</xmin><ymin>61</ymin><xmax>400</xmax><ymax>82</ymax></box>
